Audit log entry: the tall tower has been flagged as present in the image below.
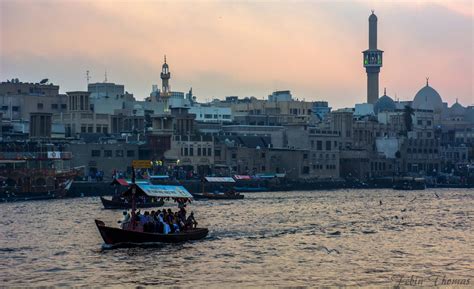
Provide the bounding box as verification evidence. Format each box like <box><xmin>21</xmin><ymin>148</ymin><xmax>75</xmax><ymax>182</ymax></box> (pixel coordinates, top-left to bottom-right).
<box><xmin>160</xmin><ymin>55</ymin><xmax>171</xmax><ymax>95</ymax></box>
<box><xmin>363</xmin><ymin>11</ymin><xmax>383</xmax><ymax>104</ymax></box>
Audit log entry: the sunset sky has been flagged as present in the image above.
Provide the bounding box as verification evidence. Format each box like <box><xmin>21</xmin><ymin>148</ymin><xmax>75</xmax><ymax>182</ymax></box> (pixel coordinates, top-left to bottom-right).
<box><xmin>1</xmin><ymin>0</ymin><xmax>472</xmax><ymax>108</ymax></box>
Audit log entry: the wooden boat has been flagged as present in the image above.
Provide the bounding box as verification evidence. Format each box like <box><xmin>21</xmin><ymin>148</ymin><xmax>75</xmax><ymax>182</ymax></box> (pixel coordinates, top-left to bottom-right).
<box><xmin>193</xmin><ymin>192</ymin><xmax>244</xmax><ymax>200</ymax></box>
<box><xmin>95</xmin><ymin>168</ymin><xmax>208</xmax><ymax>246</ymax></box>
<box><xmin>195</xmin><ymin>177</ymin><xmax>244</xmax><ymax>200</ymax></box>
<box><xmin>100</xmin><ymin>196</ymin><xmax>164</xmax><ymax>209</ymax></box>
<box><xmin>95</xmin><ymin>219</ymin><xmax>208</xmax><ymax>245</ymax></box>
<box><xmin>393</xmin><ymin>177</ymin><xmax>426</xmax><ymax>190</ymax></box>
<box><xmin>234</xmin><ymin>186</ymin><xmax>267</xmax><ymax>192</ymax></box>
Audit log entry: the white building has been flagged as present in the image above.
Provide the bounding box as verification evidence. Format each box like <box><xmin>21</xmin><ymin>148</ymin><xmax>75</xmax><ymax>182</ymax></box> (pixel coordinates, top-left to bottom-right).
<box><xmin>189</xmin><ymin>106</ymin><xmax>232</xmax><ymax>123</ymax></box>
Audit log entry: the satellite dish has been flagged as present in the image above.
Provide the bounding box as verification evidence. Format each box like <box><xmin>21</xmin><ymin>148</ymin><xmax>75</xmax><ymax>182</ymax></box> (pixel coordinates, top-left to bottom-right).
<box><xmin>40</xmin><ymin>79</ymin><xmax>48</xmax><ymax>84</ymax></box>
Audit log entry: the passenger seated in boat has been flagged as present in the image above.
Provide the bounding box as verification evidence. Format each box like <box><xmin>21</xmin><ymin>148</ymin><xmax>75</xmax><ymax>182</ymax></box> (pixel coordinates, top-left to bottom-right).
<box><xmin>154</xmin><ymin>210</ymin><xmax>164</xmax><ymax>233</ymax></box>
<box><xmin>143</xmin><ymin>211</ymin><xmax>154</xmax><ymax>232</ymax></box>
<box><xmin>172</xmin><ymin>214</ymin><xmax>180</xmax><ymax>233</ymax></box>
<box><xmin>167</xmin><ymin>209</ymin><xmax>174</xmax><ymax>224</ymax></box>
<box><xmin>162</xmin><ymin>213</ymin><xmax>171</xmax><ymax>234</ymax></box>
<box><xmin>120</xmin><ymin>211</ymin><xmax>130</xmax><ymax>229</ymax></box>
<box><xmin>185</xmin><ymin>212</ymin><xmax>198</xmax><ymax>229</ymax></box>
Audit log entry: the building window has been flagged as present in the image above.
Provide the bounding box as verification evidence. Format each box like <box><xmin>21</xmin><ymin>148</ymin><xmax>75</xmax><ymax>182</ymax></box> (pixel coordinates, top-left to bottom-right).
<box><xmin>215</xmin><ymin>149</ymin><xmax>221</xmax><ymax>157</ymax></box>
<box><xmin>202</xmin><ymin>148</ymin><xmax>206</xmax><ymax>156</ymax></box>
<box><xmin>184</xmin><ymin>147</ymin><xmax>188</xmax><ymax>156</ymax></box>
<box><xmin>103</xmin><ymin>126</ymin><xmax>108</xmax><ymax>134</ymax></box>
<box><xmin>208</xmin><ymin>148</ymin><xmax>212</xmax><ymax>156</ymax></box>
<box><xmin>37</xmin><ymin>103</ymin><xmax>44</xmax><ymax>109</ymax></box>
<box><xmin>116</xmin><ymin>150</ymin><xmax>124</xmax><ymax>157</ymax></box>
<box><xmin>1</xmin><ymin>106</ymin><xmax>7</xmax><ymax>110</ymax></box>
<box><xmin>104</xmin><ymin>150</ymin><xmax>112</xmax><ymax>157</ymax></box>
<box><xmin>127</xmin><ymin>150</ymin><xmax>135</xmax><ymax>157</ymax></box>
<box><xmin>261</xmin><ymin>152</ymin><xmax>265</xmax><ymax>158</ymax></box>
<box><xmin>189</xmin><ymin>148</ymin><xmax>194</xmax><ymax>156</ymax></box>
<box><xmin>12</xmin><ymin>106</ymin><xmax>19</xmax><ymax>111</ymax></box>
<box><xmin>417</xmin><ymin>120</ymin><xmax>422</xmax><ymax>125</ymax></box>
<box><xmin>91</xmin><ymin>150</ymin><xmax>100</xmax><ymax>157</ymax></box>
<box><xmin>81</xmin><ymin>125</ymin><xmax>87</xmax><ymax>133</ymax></box>
<box><xmin>197</xmin><ymin>147</ymin><xmax>201</xmax><ymax>156</ymax></box>
<box><xmin>51</xmin><ymin>104</ymin><xmax>58</xmax><ymax>109</ymax></box>
<box><xmin>61</xmin><ymin>104</ymin><xmax>67</xmax><ymax>109</ymax></box>
<box><xmin>232</xmin><ymin>153</ymin><xmax>236</xmax><ymax>159</ymax></box>
<box><xmin>326</xmin><ymin>141</ymin><xmax>331</xmax><ymax>150</ymax></box>
<box><xmin>87</xmin><ymin>125</ymin><xmax>93</xmax><ymax>133</ymax></box>
<box><xmin>317</xmin><ymin>141</ymin><xmax>322</xmax><ymax>150</ymax></box>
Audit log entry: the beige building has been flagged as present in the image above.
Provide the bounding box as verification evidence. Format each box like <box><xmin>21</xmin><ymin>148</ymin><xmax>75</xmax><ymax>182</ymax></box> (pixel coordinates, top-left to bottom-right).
<box><xmin>0</xmin><ymin>80</ymin><xmax>67</xmax><ymax>121</ymax></box>
<box><xmin>53</xmin><ymin>91</ymin><xmax>111</xmax><ymax>137</ymax></box>
<box><xmin>164</xmin><ymin>135</ymin><xmax>214</xmax><ymax>172</ymax></box>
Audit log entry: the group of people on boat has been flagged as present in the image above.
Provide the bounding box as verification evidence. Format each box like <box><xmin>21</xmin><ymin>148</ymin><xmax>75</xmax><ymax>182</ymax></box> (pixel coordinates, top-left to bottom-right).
<box><xmin>120</xmin><ymin>207</ymin><xmax>198</xmax><ymax>234</ymax></box>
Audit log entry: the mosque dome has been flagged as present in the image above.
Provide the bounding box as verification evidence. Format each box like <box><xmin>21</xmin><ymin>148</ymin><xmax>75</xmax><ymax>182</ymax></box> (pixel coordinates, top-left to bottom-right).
<box><xmin>450</xmin><ymin>101</ymin><xmax>465</xmax><ymax>116</ymax></box>
<box><xmin>412</xmin><ymin>80</ymin><xmax>443</xmax><ymax>112</ymax></box>
<box><xmin>374</xmin><ymin>91</ymin><xmax>395</xmax><ymax>114</ymax></box>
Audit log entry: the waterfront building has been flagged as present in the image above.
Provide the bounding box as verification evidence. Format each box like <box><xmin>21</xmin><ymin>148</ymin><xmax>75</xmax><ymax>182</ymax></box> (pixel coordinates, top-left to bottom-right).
<box><xmin>53</xmin><ymin>91</ymin><xmax>111</xmax><ymax>137</ymax></box>
<box><xmin>0</xmin><ymin>79</ymin><xmax>67</xmax><ymax>121</ymax></box>
<box><xmin>69</xmin><ymin>141</ymin><xmax>140</xmax><ymax>178</ymax></box>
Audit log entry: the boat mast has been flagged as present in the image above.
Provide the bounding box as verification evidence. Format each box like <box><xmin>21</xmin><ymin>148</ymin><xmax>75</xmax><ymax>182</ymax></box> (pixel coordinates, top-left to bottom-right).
<box><xmin>131</xmin><ymin>166</ymin><xmax>136</xmax><ymax>223</ymax></box>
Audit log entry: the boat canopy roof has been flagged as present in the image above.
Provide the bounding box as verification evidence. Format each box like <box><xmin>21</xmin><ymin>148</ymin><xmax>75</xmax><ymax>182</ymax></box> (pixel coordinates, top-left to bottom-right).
<box><xmin>254</xmin><ymin>173</ymin><xmax>286</xmax><ymax>179</ymax></box>
<box><xmin>123</xmin><ymin>184</ymin><xmax>193</xmax><ymax>200</ymax></box>
<box><xmin>205</xmin><ymin>177</ymin><xmax>235</xmax><ymax>183</ymax></box>
<box><xmin>234</xmin><ymin>175</ymin><xmax>252</xmax><ymax>180</ymax></box>
<box><xmin>149</xmin><ymin>175</ymin><xmax>169</xmax><ymax>179</ymax></box>
<box><xmin>111</xmin><ymin>178</ymin><xmax>150</xmax><ymax>186</ymax></box>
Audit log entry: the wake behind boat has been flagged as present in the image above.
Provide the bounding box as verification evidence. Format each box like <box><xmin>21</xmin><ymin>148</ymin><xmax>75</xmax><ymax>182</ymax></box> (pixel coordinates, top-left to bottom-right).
<box><xmin>95</xmin><ymin>168</ymin><xmax>208</xmax><ymax>246</ymax></box>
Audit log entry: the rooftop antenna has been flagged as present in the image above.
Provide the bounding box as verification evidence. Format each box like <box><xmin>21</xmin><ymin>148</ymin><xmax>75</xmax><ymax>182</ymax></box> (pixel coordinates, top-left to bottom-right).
<box><xmin>104</xmin><ymin>69</ymin><xmax>108</xmax><ymax>83</ymax></box>
<box><xmin>86</xmin><ymin>70</ymin><xmax>91</xmax><ymax>86</ymax></box>
<box><xmin>426</xmin><ymin>76</ymin><xmax>429</xmax><ymax>86</ymax></box>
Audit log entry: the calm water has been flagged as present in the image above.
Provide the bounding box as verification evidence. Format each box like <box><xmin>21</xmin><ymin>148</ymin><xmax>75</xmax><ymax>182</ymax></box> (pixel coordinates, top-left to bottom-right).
<box><xmin>1</xmin><ymin>189</ymin><xmax>473</xmax><ymax>287</ymax></box>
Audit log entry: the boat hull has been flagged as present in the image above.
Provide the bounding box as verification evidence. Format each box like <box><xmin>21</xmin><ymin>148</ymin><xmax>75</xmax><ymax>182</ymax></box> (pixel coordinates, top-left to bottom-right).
<box><xmin>192</xmin><ymin>193</ymin><xmax>244</xmax><ymax>200</ymax></box>
<box><xmin>234</xmin><ymin>186</ymin><xmax>267</xmax><ymax>192</ymax></box>
<box><xmin>95</xmin><ymin>220</ymin><xmax>208</xmax><ymax>245</ymax></box>
<box><xmin>100</xmin><ymin>197</ymin><xmax>164</xmax><ymax>209</ymax></box>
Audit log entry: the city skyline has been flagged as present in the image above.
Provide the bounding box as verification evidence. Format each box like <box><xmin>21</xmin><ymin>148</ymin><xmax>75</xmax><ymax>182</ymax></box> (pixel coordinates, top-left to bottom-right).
<box><xmin>1</xmin><ymin>1</ymin><xmax>472</xmax><ymax>108</ymax></box>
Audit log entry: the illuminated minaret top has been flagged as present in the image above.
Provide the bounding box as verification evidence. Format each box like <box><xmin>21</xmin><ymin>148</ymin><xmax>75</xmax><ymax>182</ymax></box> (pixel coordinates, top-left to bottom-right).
<box><xmin>363</xmin><ymin>10</ymin><xmax>383</xmax><ymax>104</ymax></box>
<box><xmin>160</xmin><ymin>55</ymin><xmax>171</xmax><ymax>95</ymax></box>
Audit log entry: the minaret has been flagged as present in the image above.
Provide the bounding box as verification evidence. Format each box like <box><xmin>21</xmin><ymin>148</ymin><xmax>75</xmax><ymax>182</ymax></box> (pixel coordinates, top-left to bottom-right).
<box><xmin>160</xmin><ymin>55</ymin><xmax>171</xmax><ymax>96</ymax></box>
<box><xmin>363</xmin><ymin>10</ymin><xmax>383</xmax><ymax>104</ymax></box>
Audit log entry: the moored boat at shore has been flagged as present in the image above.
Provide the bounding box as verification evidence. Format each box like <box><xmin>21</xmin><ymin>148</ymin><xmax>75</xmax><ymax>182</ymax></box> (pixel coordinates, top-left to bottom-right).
<box><xmin>193</xmin><ymin>177</ymin><xmax>244</xmax><ymax>200</ymax></box>
<box><xmin>192</xmin><ymin>192</ymin><xmax>244</xmax><ymax>200</ymax></box>
<box><xmin>393</xmin><ymin>177</ymin><xmax>426</xmax><ymax>190</ymax></box>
